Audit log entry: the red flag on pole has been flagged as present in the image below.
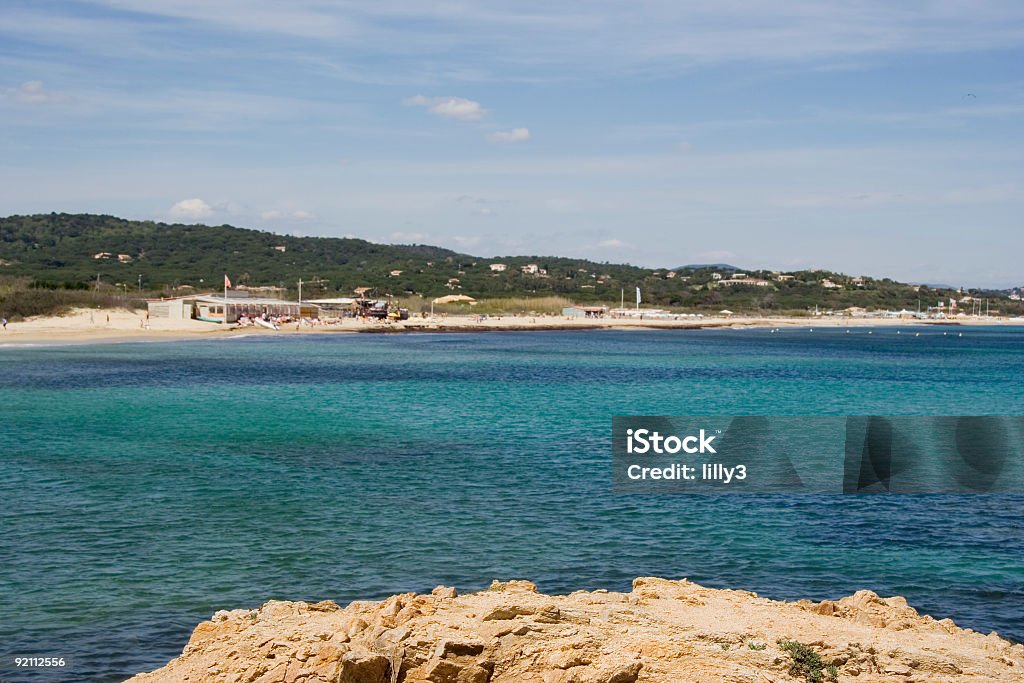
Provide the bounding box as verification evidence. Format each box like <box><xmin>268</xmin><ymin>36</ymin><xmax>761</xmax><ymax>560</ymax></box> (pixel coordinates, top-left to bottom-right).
<box><xmin>224</xmin><ymin>274</ymin><xmax>232</xmax><ymax>289</ymax></box>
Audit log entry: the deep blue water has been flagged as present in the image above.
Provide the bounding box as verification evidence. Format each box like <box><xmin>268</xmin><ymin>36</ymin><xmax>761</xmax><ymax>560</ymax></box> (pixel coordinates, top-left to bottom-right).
<box><xmin>1</xmin><ymin>327</ymin><xmax>1022</xmax><ymax>682</ymax></box>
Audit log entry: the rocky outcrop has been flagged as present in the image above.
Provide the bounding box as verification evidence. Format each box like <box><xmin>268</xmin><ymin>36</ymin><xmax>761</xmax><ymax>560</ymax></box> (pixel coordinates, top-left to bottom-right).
<box><xmin>128</xmin><ymin>578</ymin><xmax>1023</xmax><ymax>682</ymax></box>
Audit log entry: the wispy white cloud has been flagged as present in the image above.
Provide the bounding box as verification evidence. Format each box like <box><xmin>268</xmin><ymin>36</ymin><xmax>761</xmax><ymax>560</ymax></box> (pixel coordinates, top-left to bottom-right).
<box><xmin>941</xmin><ymin>183</ymin><xmax>1022</xmax><ymax>204</ymax></box>
<box><xmin>453</xmin><ymin>235</ymin><xmax>482</xmax><ymax>248</ymax></box>
<box><xmin>456</xmin><ymin>194</ymin><xmax>511</xmax><ymax>205</ymax></box>
<box><xmin>169</xmin><ymin>198</ymin><xmax>213</xmax><ymax>221</ymax></box>
<box><xmin>403</xmin><ymin>95</ymin><xmax>486</xmax><ymax>121</ymax></box>
<box><xmin>4</xmin><ymin>82</ymin><xmax>351</xmax><ymax>134</ymax></box>
<box><xmin>488</xmin><ymin>127</ymin><xmax>530</xmax><ymax>143</ymax></box>
<box><xmin>31</xmin><ymin>1</ymin><xmax>1024</xmax><ymax>81</ymax></box>
<box><xmin>401</xmin><ymin>95</ymin><xmax>429</xmax><ymax>107</ymax></box>
<box><xmin>794</xmin><ymin>101</ymin><xmax>1024</xmax><ymax>130</ymax></box>
<box><xmin>595</xmin><ymin>238</ymin><xmax>632</xmax><ymax>249</ymax></box>
<box><xmin>261</xmin><ymin>208</ymin><xmax>315</xmax><ymax>221</ymax></box>
<box><xmin>771</xmin><ymin>192</ymin><xmax>908</xmax><ymax>209</ymax></box>
<box><xmin>391</xmin><ymin>231</ymin><xmax>430</xmax><ymax>242</ymax></box>
<box><xmin>83</xmin><ymin>0</ymin><xmax>355</xmax><ymax>39</ymax></box>
<box><xmin>771</xmin><ymin>183</ymin><xmax>1023</xmax><ymax>209</ymax></box>
<box><xmin>12</xmin><ymin>80</ymin><xmax>67</xmax><ymax>105</ymax></box>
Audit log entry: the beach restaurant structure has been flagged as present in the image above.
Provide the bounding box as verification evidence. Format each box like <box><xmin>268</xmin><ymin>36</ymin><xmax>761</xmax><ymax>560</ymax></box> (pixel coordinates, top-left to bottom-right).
<box><xmin>562</xmin><ymin>305</ymin><xmax>608</xmax><ymax>318</ymax></box>
<box><xmin>303</xmin><ymin>297</ymin><xmax>358</xmax><ymax>315</ymax></box>
<box><xmin>147</xmin><ymin>293</ymin><xmax>318</xmax><ymax>323</ymax></box>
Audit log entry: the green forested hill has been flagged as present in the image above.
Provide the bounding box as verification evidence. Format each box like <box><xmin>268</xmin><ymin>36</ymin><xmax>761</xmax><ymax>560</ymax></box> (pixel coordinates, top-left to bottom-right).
<box><xmin>0</xmin><ymin>213</ymin><xmax>659</xmax><ymax>301</ymax></box>
<box><xmin>0</xmin><ymin>213</ymin><xmax>1015</xmax><ymax>315</ymax></box>
<box><xmin>0</xmin><ymin>213</ymin><xmax>461</xmax><ymax>289</ymax></box>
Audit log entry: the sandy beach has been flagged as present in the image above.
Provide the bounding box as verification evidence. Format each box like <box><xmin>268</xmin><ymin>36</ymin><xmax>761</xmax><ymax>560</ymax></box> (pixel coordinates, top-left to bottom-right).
<box><xmin>2</xmin><ymin>307</ymin><xmax>1023</xmax><ymax>345</ymax></box>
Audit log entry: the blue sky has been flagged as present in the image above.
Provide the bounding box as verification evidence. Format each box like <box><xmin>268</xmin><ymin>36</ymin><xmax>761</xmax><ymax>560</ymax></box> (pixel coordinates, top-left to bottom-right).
<box><xmin>1</xmin><ymin>1</ymin><xmax>1022</xmax><ymax>286</ymax></box>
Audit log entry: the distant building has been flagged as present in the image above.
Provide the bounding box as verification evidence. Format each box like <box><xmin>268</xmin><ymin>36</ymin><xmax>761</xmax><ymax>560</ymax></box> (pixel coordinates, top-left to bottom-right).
<box><xmin>665</xmin><ymin>271</ymin><xmax>677</xmax><ymax>279</ymax></box>
<box><xmin>820</xmin><ymin>279</ymin><xmax>841</xmax><ymax>289</ymax></box>
<box><xmin>389</xmin><ymin>270</ymin><xmax>403</xmax><ymax>277</ymax></box>
<box><xmin>93</xmin><ymin>252</ymin><xmax>112</xmax><ymax>260</ymax></box>
<box><xmin>117</xmin><ymin>254</ymin><xmax>133</xmax><ymax>263</ymax></box>
<box><xmin>305</xmin><ymin>297</ymin><xmax>357</xmax><ymax>314</ymax></box>
<box><xmin>273</xmin><ymin>245</ymin><xmax>287</xmax><ymax>252</ymax></box>
<box><xmin>719</xmin><ymin>277</ymin><xmax>772</xmax><ymax>287</ymax></box>
<box><xmin>884</xmin><ymin>309</ymin><xmax>922</xmax><ymax>320</ymax></box>
<box><xmin>147</xmin><ymin>292</ymin><xmax>317</xmax><ymax>324</ymax></box>
<box><xmin>489</xmin><ymin>263</ymin><xmax>508</xmax><ymax>272</ymax></box>
<box><xmin>775</xmin><ymin>274</ymin><xmax>795</xmax><ymax>282</ymax></box>
<box><xmin>563</xmin><ymin>305</ymin><xmax>608</xmax><ymax>318</ymax></box>
<box><xmin>521</xmin><ymin>263</ymin><xmax>540</xmax><ymax>275</ymax></box>
<box><xmin>711</xmin><ymin>272</ymin><xmax>722</xmax><ymax>280</ymax></box>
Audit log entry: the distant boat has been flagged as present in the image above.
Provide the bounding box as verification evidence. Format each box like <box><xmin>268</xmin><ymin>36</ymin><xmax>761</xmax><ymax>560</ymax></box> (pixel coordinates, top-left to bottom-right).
<box><xmin>254</xmin><ymin>318</ymin><xmax>279</xmax><ymax>330</ymax></box>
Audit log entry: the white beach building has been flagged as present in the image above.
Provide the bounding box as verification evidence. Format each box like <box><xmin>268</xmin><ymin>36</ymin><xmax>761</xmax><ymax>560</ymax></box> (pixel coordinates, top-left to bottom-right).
<box><xmin>147</xmin><ymin>292</ymin><xmax>317</xmax><ymax>323</ymax></box>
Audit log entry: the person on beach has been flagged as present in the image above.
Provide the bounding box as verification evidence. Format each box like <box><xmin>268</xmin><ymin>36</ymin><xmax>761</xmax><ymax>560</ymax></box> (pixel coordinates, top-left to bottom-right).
<box><xmin>1</xmin><ymin>317</ymin><xmax>7</xmax><ymax>331</ymax></box>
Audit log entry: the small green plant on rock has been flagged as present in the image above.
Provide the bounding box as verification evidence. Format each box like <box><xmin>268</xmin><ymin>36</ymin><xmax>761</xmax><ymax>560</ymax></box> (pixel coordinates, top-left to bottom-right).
<box><xmin>777</xmin><ymin>639</ymin><xmax>838</xmax><ymax>683</ymax></box>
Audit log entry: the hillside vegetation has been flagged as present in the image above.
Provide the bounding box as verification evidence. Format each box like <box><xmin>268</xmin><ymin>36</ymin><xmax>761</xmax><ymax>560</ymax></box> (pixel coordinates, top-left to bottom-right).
<box><xmin>1</xmin><ymin>213</ymin><xmax>1017</xmax><ymax>318</ymax></box>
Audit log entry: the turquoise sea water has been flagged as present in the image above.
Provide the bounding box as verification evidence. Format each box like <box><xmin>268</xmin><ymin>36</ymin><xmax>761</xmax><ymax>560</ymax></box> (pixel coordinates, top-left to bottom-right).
<box><xmin>2</xmin><ymin>327</ymin><xmax>1023</xmax><ymax>682</ymax></box>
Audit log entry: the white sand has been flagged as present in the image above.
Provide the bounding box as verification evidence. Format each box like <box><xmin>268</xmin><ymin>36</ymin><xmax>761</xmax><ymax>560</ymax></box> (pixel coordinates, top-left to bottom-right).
<box><xmin>1</xmin><ymin>307</ymin><xmax>1020</xmax><ymax>345</ymax></box>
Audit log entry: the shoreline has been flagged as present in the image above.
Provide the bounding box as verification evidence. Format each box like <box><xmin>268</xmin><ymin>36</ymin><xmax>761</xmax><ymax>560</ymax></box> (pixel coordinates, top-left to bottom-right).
<box><xmin>1</xmin><ymin>307</ymin><xmax>1022</xmax><ymax>346</ymax></box>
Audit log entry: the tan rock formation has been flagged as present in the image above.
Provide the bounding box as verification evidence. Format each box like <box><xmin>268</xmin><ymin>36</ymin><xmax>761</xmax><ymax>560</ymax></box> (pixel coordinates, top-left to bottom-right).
<box><xmin>128</xmin><ymin>577</ymin><xmax>1023</xmax><ymax>682</ymax></box>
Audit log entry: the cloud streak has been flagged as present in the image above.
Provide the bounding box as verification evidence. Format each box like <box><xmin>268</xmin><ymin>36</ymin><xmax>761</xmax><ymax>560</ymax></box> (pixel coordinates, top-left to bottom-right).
<box><xmin>8</xmin><ymin>2</ymin><xmax>1024</xmax><ymax>82</ymax></box>
<box><xmin>403</xmin><ymin>95</ymin><xmax>486</xmax><ymax>121</ymax></box>
<box><xmin>169</xmin><ymin>198</ymin><xmax>213</xmax><ymax>221</ymax></box>
<box><xmin>261</xmin><ymin>209</ymin><xmax>315</xmax><ymax>221</ymax></box>
<box><xmin>595</xmin><ymin>238</ymin><xmax>632</xmax><ymax>249</ymax></box>
<box><xmin>12</xmin><ymin>81</ymin><xmax>66</xmax><ymax>105</ymax></box>
<box><xmin>488</xmin><ymin>127</ymin><xmax>530</xmax><ymax>143</ymax></box>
